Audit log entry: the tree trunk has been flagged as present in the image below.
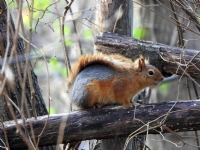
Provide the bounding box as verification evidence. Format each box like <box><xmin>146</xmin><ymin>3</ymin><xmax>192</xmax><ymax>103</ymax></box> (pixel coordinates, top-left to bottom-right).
<box><xmin>95</xmin><ymin>0</ymin><xmax>133</xmax><ymax>35</ymax></box>
<box><xmin>0</xmin><ymin>0</ymin><xmax>56</xmax><ymax>149</ymax></box>
<box><xmin>94</xmin><ymin>0</ymin><xmax>147</xmax><ymax>150</ymax></box>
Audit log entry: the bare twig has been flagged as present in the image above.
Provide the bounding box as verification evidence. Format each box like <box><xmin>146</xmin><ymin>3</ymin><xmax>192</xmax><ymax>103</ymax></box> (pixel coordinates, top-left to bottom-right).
<box><xmin>169</xmin><ymin>1</ymin><xmax>184</xmax><ymax>48</ymax></box>
<box><xmin>34</xmin><ymin>0</ymin><xmax>60</xmax><ymax>33</ymax></box>
<box><xmin>69</xmin><ymin>7</ymin><xmax>83</xmax><ymax>55</ymax></box>
<box><xmin>113</xmin><ymin>4</ymin><xmax>123</xmax><ymax>33</ymax></box>
<box><xmin>134</xmin><ymin>1</ymin><xmax>200</xmax><ymax>36</ymax></box>
<box><xmin>36</xmin><ymin>53</ymin><xmax>51</xmax><ymax>149</ymax></box>
<box><xmin>56</xmin><ymin>0</ymin><xmax>75</xmax><ymax>147</ymax></box>
<box><xmin>0</xmin><ymin>115</ymin><xmax>10</xmax><ymax>150</ymax></box>
<box><xmin>159</xmin><ymin>51</ymin><xmax>200</xmax><ymax>87</ymax></box>
<box><xmin>61</xmin><ymin>0</ymin><xmax>74</xmax><ymax>72</ymax></box>
<box><xmin>168</xmin><ymin>2</ymin><xmax>200</xmax><ymax>148</ymax></box>
<box><xmin>174</xmin><ymin>0</ymin><xmax>200</xmax><ymax>32</ymax></box>
<box><xmin>4</xmin><ymin>91</ymin><xmax>35</xmax><ymax>150</ymax></box>
<box><xmin>156</xmin><ymin>0</ymin><xmax>200</xmax><ymax>31</ymax></box>
<box><xmin>24</xmin><ymin>0</ymin><xmax>37</xmax><ymax>120</ymax></box>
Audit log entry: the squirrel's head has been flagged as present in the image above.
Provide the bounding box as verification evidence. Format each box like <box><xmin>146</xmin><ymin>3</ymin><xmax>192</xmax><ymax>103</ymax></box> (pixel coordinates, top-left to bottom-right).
<box><xmin>135</xmin><ymin>56</ymin><xmax>164</xmax><ymax>86</ymax></box>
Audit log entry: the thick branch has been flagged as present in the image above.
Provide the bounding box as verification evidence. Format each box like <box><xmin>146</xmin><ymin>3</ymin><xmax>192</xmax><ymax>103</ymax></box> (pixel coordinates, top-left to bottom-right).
<box><xmin>95</xmin><ymin>32</ymin><xmax>200</xmax><ymax>79</ymax></box>
<box><xmin>2</xmin><ymin>100</ymin><xmax>200</xmax><ymax>149</ymax></box>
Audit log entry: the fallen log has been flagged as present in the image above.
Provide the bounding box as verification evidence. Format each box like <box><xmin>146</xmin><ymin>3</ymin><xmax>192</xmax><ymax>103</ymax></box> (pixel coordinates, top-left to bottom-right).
<box><xmin>95</xmin><ymin>32</ymin><xmax>200</xmax><ymax>79</ymax></box>
<box><xmin>2</xmin><ymin>100</ymin><xmax>200</xmax><ymax>149</ymax></box>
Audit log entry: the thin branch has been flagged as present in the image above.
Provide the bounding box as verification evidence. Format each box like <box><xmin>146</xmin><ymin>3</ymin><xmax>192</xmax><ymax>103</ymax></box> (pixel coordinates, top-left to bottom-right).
<box><xmin>0</xmin><ymin>115</ymin><xmax>10</xmax><ymax>150</ymax></box>
<box><xmin>24</xmin><ymin>0</ymin><xmax>37</xmax><ymax>120</ymax></box>
<box><xmin>36</xmin><ymin>50</ymin><xmax>51</xmax><ymax>149</ymax></box>
<box><xmin>69</xmin><ymin>7</ymin><xmax>83</xmax><ymax>55</ymax></box>
<box><xmin>34</xmin><ymin>0</ymin><xmax>60</xmax><ymax>33</ymax></box>
<box><xmin>3</xmin><ymin>91</ymin><xmax>35</xmax><ymax>150</ymax></box>
<box><xmin>169</xmin><ymin>1</ymin><xmax>184</xmax><ymax>48</ymax></box>
<box><xmin>161</xmin><ymin>50</ymin><xmax>200</xmax><ymax>87</ymax></box>
<box><xmin>156</xmin><ymin>0</ymin><xmax>200</xmax><ymax>31</ymax></box>
<box><xmin>61</xmin><ymin>0</ymin><xmax>74</xmax><ymax>72</ymax></box>
<box><xmin>113</xmin><ymin>4</ymin><xmax>123</xmax><ymax>33</ymax></box>
<box><xmin>175</xmin><ymin>0</ymin><xmax>200</xmax><ymax>32</ymax></box>
<box><xmin>133</xmin><ymin>1</ymin><xmax>200</xmax><ymax>36</ymax></box>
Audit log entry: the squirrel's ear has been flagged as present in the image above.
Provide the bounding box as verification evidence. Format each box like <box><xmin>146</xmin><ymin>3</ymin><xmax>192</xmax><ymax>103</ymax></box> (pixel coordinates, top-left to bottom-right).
<box><xmin>138</xmin><ymin>58</ymin><xmax>145</xmax><ymax>72</ymax></box>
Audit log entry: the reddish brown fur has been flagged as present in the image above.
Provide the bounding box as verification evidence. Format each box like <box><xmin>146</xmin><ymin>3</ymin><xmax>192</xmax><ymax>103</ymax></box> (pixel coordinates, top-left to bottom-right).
<box><xmin>86</xmin><ymin>56</ymin><xmax>163</xmax><ymax>108</ymax></box>
<box><xmin>68</xmin><ymin>54</ymin><xmax>164</xmax><ymax>108</ymax></box>
<box><xmin>85</xmin><ymin>65</ymin><xmax>163</xmax><ymax>108</ymax></box>
<box><xmin>67</xmin><ymin>54</ymin><xmax>134</xmax><ymax>88</ymax></box>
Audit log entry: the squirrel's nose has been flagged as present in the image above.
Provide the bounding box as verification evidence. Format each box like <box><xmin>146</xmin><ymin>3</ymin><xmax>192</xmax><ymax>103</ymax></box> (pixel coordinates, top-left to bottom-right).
<box><xmin>160</xmin><ymin>76</ymin><xmax>164</xmax><ymax>81</ymax></box>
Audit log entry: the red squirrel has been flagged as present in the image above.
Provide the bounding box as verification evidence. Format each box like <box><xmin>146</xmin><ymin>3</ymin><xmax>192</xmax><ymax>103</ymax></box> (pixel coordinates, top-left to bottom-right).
<box><xmin>67</xmin><ymin>54</ymin><xmax>164</xmax><ymax>108</ymax></box>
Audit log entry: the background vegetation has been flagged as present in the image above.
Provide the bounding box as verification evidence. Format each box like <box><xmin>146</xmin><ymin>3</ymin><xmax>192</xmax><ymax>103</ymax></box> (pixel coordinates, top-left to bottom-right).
<box><xmin>2</xmin><ymin>0</ymin><xmax>200</xmax><ymax>150</ymax></box>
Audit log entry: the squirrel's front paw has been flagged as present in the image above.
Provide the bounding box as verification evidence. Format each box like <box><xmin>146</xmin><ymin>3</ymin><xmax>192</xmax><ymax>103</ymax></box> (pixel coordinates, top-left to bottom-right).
<box><xmin>122</xmin><ymin>102</ymin><xmax>140</xmax><ymax>109</ymax></box>
<box><xmin>93</xmin><ymin>103</ymin><xmax>103</xmax><ymax>108</ymax></box>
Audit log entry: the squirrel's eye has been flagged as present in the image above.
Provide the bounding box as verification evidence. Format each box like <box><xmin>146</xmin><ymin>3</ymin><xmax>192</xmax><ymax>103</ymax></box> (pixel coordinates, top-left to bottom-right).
<box><xmin>148</xmin><ymin>70</ymin><xmax>154</xmax><ymax>76</ymax></box>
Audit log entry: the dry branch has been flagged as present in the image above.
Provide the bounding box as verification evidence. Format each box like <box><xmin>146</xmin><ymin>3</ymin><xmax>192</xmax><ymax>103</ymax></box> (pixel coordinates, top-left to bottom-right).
<box><xmin>95</xmin><ymin>32</ymin><xmax>200</xmax><ymax>79</ymax></box>
<box><xmin>2</xmin><ymin>100</ymin><xmax>200</xmax><ymax>149</ymax></box>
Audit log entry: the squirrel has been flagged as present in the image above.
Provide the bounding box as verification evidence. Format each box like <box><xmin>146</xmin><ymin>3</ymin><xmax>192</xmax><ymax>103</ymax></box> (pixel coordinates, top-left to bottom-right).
<box><xmin>67</xmin><ymin>53</ymin><xmax>164</xmax><ymax>109</ymax></box>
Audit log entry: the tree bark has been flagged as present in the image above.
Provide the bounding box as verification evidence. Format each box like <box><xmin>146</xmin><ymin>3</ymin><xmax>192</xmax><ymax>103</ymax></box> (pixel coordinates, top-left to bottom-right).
<box><xmin>0</xmin><ymin>0</ymin><xmax>55</xmax><ymax>149</ymax></box>
<box><xmin>2</xmin><ymin>100</ymin><xmax>200</xmax><ymax>149</ymax></box>
<box><xmin>95</xmin><ymin>0</ymin><xmax>140</xmax><ymax>149</ymax></box>
<box><xmin>96</xmin><ymin>0</ymin><xmax>133</xmax><ymax>36</ymax></box>
<box><xmin>95</xmin><ymin>32</ymin><xmax>200</xmax><ymax>79</ymax></box>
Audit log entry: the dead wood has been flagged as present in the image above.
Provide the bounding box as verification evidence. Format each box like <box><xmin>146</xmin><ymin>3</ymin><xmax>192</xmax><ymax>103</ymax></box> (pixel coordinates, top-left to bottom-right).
<box><xmin>2</xmin><ymin>100</ymin><xmax>200</xmax><ymax>149</ymax></box>
<box><xmin>95</xmin><ymin>32</ymin><xmax>200</xmax><ymax>79</ymax></box>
